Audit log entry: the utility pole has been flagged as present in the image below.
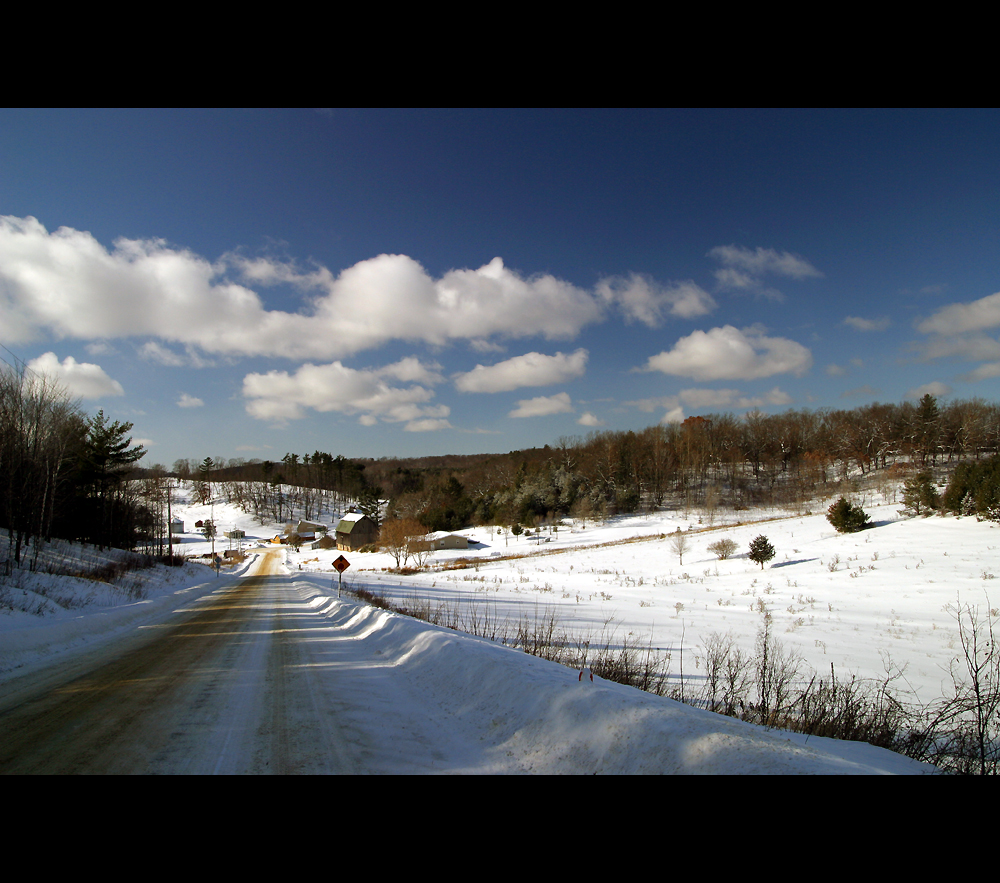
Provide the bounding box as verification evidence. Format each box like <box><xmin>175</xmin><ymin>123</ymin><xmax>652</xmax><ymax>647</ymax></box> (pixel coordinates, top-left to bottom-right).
<box><xmin>167</xmin><ymin>481</ymin><xmax>173</xmax><ymax>561</ymax></box>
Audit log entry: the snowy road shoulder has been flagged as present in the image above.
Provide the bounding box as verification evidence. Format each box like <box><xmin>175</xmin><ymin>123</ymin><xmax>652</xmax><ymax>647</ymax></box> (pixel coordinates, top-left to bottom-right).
<box><xmin>288</xmin><ymin>575</ymin><xmax>937</xmax><ymax>774</ymax></box>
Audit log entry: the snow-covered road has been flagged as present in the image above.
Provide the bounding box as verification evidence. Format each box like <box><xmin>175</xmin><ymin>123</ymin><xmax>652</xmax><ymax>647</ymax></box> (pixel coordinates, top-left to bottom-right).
<box><xmin>0</xmin><ymin>551</ymin><xmax>452</xmax><ymax>773</ymax></box>
<box><xmin>0</xmin><ymin>550</ymin><xmax>935</xmax><ymax>774</ymax></box>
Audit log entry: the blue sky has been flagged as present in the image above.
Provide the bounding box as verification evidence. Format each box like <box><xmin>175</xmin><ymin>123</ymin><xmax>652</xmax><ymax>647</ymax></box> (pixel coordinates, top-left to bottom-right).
<box><xmin>2</xmin><ymin>108</ymin><xmax>1000</xmax><ymax>467</ymax></box>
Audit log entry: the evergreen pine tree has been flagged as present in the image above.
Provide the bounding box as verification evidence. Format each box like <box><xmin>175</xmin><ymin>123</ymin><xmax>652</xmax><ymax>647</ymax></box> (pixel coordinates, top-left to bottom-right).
<box><xmin>748</xmin><ymin>534</ymin><xmax>775</xmax><ymax>570</ymax></box>
<box><xmin>826</xmin><ymin>496</ymin><xmax>872</xmax><ymax>533</ymax></box>
<box><xmin>901</xmin><ymin>471</ymin><xmax>939</xmax><ymax>516</ymax></box>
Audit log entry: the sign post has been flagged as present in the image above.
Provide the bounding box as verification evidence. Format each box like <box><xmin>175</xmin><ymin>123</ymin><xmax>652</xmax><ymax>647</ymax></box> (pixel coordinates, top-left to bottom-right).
<box><xmin>333</xmin><ymin>554</ymin><xmax>350</xmax><ymax>596</ymax></box>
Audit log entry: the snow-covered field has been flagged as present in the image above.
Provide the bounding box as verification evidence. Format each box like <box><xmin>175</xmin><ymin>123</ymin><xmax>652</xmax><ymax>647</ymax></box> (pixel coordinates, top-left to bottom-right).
<box><xmin>5</xmin><ymin>482</ymin><xmax>982</xmax><ymax>773</ymax></box>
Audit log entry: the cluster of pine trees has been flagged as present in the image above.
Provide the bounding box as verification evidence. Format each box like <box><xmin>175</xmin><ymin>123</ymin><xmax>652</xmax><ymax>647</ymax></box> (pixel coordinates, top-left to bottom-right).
<box><xmin>1</xmin><ymin>363</ymin><xmax>149</xmax><ymax>566</ymax></box>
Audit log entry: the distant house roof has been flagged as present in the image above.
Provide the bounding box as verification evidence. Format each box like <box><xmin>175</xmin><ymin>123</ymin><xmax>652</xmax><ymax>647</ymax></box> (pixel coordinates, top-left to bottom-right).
<box><xmin>336</xmin><ymin>513</ymin><xmax>374</xmax><ymax>533</ymax></box>
<box><xmin>335</xmin><ymin>513</ymin><xmax>379</xmax><ymax>551</ymax></box>
<box><xmin>298</xmin><ymin>520</ymin><xmax>327</xmax><ymax>533</ymax></box>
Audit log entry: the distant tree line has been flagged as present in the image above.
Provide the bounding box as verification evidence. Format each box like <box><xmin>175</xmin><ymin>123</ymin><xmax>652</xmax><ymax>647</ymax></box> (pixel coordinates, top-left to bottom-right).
<box><xmin>373</xmin><ymin>394</ymin><xmax>1000</xmax><ymax>532</ymax></box>
<box><xmin>210</xmin><ymin>393</ymin><xmax>1000</xmax><ymax>535</ymax></box>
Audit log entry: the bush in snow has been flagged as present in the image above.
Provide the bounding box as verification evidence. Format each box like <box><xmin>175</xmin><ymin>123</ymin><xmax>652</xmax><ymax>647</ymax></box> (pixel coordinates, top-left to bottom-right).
<box><xmin>707</xmin><ymin>537</ymin><xmax>738</xmax><ymax>560</ymax></box>
<box><xmin>826</xmin><ymin>497</ymin><xmax>871</xmax><ymax>533</ymax></box>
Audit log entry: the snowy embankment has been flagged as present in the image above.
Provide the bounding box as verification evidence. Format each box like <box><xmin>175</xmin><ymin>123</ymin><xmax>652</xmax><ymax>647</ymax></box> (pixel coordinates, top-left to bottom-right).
<box><xmin>1</xmin><ymin>511</ymin><xmax>936</xmax><ymax>773</ymax></box>
<box><xmin>319</xmin><ymin>599</ymin><xmax>931</xmax><ymax>773</ymax></box>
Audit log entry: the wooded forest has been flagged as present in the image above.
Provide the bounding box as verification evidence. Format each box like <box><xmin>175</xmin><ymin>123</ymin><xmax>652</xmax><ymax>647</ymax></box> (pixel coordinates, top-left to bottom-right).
<box><xmin>1</xmin><ymin>363</ymin><xmax>149</xmax><ymax>566</ymax></box>
<box><xmin>204</xmin><ymin>393</ymin><xmax>1000</xmax><ymax>535</ymax></box>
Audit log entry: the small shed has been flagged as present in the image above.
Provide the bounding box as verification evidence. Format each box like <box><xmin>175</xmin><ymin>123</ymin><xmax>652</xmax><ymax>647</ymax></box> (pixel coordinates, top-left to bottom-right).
<box><xmin>408</xmin><ymin>531</ymin><xmax>470</xmax><ymax>553</ymax></box>
<box><xmin>169</xmin><ymin>517</ymin><xmax>185</xmax><ymax>534</ymax></box>
<box><xmin>297</xmin><ymin>520</ymin><xmax>327</xmax><ymax>535</ymax></box>
<box><xmin>335</xmin><ymin>512</ymin><xmax>379</xmax><ymax>551</ymax></box>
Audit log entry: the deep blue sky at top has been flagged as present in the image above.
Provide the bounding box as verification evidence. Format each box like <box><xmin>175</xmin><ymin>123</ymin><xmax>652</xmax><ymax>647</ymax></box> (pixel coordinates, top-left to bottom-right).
<box><xmin>2</xmin><ymin>108</ymin><xmax>999</xmax><ymax>467</ymax></box>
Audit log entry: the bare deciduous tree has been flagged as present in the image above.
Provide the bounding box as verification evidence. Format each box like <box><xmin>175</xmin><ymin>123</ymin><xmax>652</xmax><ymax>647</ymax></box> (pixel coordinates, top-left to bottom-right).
<box><xmin>669</xmin><ymin>528</ymin><xmax>689</xmax><ymax>566</ymax></box>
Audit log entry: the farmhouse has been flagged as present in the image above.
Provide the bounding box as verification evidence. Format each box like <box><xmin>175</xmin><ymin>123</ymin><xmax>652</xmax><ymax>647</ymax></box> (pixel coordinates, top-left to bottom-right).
<box><xmin>335</xmin><ymin>512</ymin><xmax>379</xmax><ymax>551</ymax></box>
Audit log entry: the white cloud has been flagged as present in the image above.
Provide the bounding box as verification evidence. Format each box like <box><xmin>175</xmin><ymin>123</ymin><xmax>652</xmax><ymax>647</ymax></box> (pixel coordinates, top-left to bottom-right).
<box><xmin>917</xmin><ymin>291</ymin><xmax>1000</xmax><ymax>336</ymax></box>
<box><xmin>625</xmin><ymin>395</ymin><xmax>680</xmax><ymax>414</ymax></box>
<box><xmin>906</xmin><ymin>381</ymin><xmax>951</xmax><ymax>400</ymax></box>
<box><xmin>26</xmin><ymin>352</ymin><xmax>124</xmax><ymax>399</ymax></box>
<box><xmin>596</xmin><ymin>274</ymin><xmax>716</xmax><ymax>325</ymax></box>
<box><xmin>140</xmin><ymin>341</ymin><xmax>188</xmax><ymax>366</ymax></box>
<box><xmin>844</xmin><ymin>315</ymin><xmax>891</xmax><ymax>332</ymax></box>
<box><xmin>138</xmin><ymin>341</ymin><xmax>215</xmax><ymax>368</ymax></box>
<box><xmin>910</xmin><ymin>292</ymin><xmax>1000</xmax><ymax>384</ymax></box>
<box><xmin>641</xmin><ymin>325</ymin><xmax>812</xmax><ymax>381</ymax></box>
<box><xmin>377</xmin><ymin>356</ymin><xmax>445</xmax><ymax>386</ymax></box>
<box><xmin>708</xmin><ymin>245</ymin><xmax>822</xmax><ymax>302</ymax></box>
<box><xmin>712</xmin><ymin>268</ymin><xmax>757</xmax><ymax>290</ymax></box>
<box><xmin>0</xmin><ymin>218</ymin><xmax>604</xmax><ymax>360</ymax></box>
<box><xmin>634</xmin><ymin>386</ymin><xmax>794</xmax><ymax>413</ymax></box>
<box><xmin>508</xmin><ymin>392</ymin><xmax>573</xmax><ymax>418</ymax></box>
<box><xmin>918</xmin><ymin>331</ymin><xmax>1000</xmax><ymax>363</ymax></box>
<box><xmin>577</xmin><ymin>412</ymin><xmax>605</xmax><ymax>427</ymax></box>
<box><xmin>454</xmin><ymin>349</ymin><xmax>588</xmax><ymax>393</ymax></box>
<box><xmin>404</xmin><ymin>418</ymin><xmax>453</xmax><ymax>432</ymax></box>
<box><xmin>708</xmin><ymin>245</ymin><xmax>823</xmax><ymax>281</ymax></box>
<box><xmin>177</xmin><ymin>393</ymin><xmax>204</xmax><ymax>408</ymax></box>
<box><xmin>961</xmin><ymin>362</ymin><xmax>1000</xmax><ymax>382</ymax></box>
<box><xmin>740</xmin><ymin>387</ymin><xmax>793</xmax><ymax>408</ymax></box>
<box><xmin>241</xmin><ymin>357</ymin><xmax>448</xmax><ymax>431</ymax></box>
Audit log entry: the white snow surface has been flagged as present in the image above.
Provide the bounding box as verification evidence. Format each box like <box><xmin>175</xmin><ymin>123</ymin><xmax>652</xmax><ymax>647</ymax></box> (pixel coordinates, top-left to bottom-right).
<box><xmin>1</xmin><ymin>483</ymin><xmax>969</xmax><ymax>774</ymax></box>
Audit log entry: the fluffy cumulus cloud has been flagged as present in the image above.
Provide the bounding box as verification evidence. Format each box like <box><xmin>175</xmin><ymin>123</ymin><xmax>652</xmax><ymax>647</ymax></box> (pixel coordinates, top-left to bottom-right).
<box><xmin>508</xmin><ymin>392</ymin><xmax>574</xmax><ymax>419</ymax></box>
<box><xmin>26</xmin><ymin>352</ymin><xmax>124</xmax><ymax>399</ymax></box>
<box><xmin>596</xmin><ymin>274</ymin><xmax>716</xmax><ymax>325</ymax></box>
<box><xmin>0</xmin><ymin>218</ymin><xmax>605</xmax><ymax>360</ymax></box>
<box><xmin>454</xmin><ymin>349</ymin><xmax>588</xmax><ymax>393</ymax></box>
<box><xmin>241</xmin><ymin>357</ymin><xmax>450</xmax><ymax>431</ymax></box>
<box><xmin>177</xmin><ymin>393</ymin><xmax>204</xmax><ymax>408</ymax></box>
<box><xmin>640</xmin><ymin>325</ymin><xmax>812</xmax><ymax>381</ymax></box>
